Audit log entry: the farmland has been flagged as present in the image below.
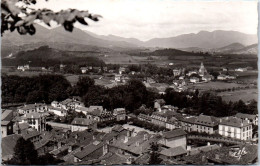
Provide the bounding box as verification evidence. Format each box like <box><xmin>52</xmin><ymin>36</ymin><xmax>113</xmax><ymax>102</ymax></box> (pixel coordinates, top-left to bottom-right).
<box><xmin>218</xmin><ymin>88</ymin><xmax>258</xmax><ymax>102</ymax></box>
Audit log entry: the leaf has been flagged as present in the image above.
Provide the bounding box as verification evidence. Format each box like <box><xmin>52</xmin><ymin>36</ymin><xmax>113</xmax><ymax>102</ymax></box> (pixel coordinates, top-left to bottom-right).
<box><xmin>6</xmin><ymin>0</ymin><xmax>21</xmax><ymax>16</ymax></box>
<box><xmin>24</xmin><ymin>14</ymin><xmax>37</xmax><ymax>26</ymax></box>
<box><xmin>42</xmin><ymin>14</ymin><xmax>51</xmax><ymax>25</ymax></box>
<box><xmin>15</xmin><ymin>20</ymin><xmax>25</xmax><ymax>27</ymax></box>
<box><xmin>17</xmin><ymin>26</ymin><xmax>27</xmax><ymax>35</ymax></box>
<box><xmin>63</xmin><ymin>21</ymin><xmax>73</xmax><ymax>32</ymax></box>
<box><xmin>27</xmin><ymin>24</ymin><xmax>36</xmax><ymax>35</ymax></box>
<box><xmin>76</xmin><ymin>16</ymin><xmax>88</xmax><ymax>25</ymax></box>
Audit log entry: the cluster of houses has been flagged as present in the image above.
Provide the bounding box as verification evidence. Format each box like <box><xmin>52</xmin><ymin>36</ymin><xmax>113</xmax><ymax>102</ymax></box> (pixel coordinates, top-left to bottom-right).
<box><xmin>1</xmin><ymin>95</ymin><xmax>258</xmax><ymax>165</ymax></box>
<box><xmin>137</xmin><ymin>99</ymin><xmax>257</xmax><ymax>141</ymax></box>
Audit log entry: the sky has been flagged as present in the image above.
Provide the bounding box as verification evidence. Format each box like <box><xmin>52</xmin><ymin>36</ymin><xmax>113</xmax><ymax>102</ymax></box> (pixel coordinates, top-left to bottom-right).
<box><xmin>33</xmin><ymin>0</ymin><xmax>258</xmax><ymax>41</ymax></box>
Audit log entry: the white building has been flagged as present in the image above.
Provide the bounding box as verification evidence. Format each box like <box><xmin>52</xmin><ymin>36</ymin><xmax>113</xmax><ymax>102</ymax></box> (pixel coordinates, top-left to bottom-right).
<box><xmin>190</xmin><ymin>77</ymin><xmax>199</xmax><ymax>83</ymax></box>
<box><xmin>218</xmin><ymin>117</ymin><xmax>252</xmax><ymax>140</ymax></box>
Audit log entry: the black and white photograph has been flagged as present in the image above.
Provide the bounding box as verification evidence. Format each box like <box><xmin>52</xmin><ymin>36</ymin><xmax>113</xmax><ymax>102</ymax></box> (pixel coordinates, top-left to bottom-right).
<box><xmin>1</xmin><ymin>0</ymin><xmax>258</xmax><ymax>165</ymax></box>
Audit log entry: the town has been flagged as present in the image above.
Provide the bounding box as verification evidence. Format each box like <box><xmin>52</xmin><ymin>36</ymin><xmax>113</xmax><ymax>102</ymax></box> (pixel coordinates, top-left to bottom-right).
<box><xmin>2</xmin><ymin>61</ymin><xmax>258</xmax><ymax>165</ymax></box>
<box><xmin>1</xmin><ymin>0</ymin><xmax>258</xmax><ymax>165</ymax></box>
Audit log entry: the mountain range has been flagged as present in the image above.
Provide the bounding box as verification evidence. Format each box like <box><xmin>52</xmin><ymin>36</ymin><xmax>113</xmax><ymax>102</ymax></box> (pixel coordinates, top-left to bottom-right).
<box><xmin>1</xmin><ymin>24</ymin><xmax>258</xmax><ymax>58</ymax></box>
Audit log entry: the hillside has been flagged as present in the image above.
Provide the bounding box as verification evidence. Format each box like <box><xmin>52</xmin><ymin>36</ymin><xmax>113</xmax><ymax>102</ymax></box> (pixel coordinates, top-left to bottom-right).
<box><xmin>143</xmin><ymin>30</ymin><xmax>257</xmax><ymax>49</ymax></box>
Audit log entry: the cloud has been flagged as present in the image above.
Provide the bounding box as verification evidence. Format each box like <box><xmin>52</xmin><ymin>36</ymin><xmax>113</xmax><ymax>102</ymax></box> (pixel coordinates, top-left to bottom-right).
<box><xmin>33</xmin><ymin>0</ymin><xmax>258</xmax><ymax>41</ymax></box>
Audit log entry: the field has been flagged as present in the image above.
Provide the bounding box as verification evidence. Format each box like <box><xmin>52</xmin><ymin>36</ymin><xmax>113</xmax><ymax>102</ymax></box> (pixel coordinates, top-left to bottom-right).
<box><xmin>218</xmin><ymin>88</ymin><xmax>258</xmax><ymax>102</ymax></box>
<box><xmin>188</xmin><ymin>81</ymin><xmax>248</xmax><ymax>91</ymax></box>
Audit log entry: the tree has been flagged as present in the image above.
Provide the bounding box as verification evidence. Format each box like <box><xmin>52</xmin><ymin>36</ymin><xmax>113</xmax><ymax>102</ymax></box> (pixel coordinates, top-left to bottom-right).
<box><xmin>74</xmin><ymin>76</ymin><xmax>95</xmax><ymax>96</ymax></box>
<box><xmin>6</xmin><ymin>137</ymin><xmax>38</xmax><ymax>165</ymax></box>
<box><xmin>149</xmin><ymin>142</ymin><xmax>162</xmax><ymax>164</ymax></box>
<box><xmin>1</xmin><ymin>0</ymin><xmax>101</xmax><ymax>35</ymax></box>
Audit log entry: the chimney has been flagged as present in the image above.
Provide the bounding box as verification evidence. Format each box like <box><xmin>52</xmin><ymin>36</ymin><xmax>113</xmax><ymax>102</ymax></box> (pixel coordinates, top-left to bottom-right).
<box><xmin>80</xmin><ymin>146</ymin><xmax>84</xmax><ymax>151</ymax></box>
<box><xmin>144</xmin><ymin>134</ymin><xmax>148</xmax><ymax>141</ymax></box>
<box><xmin>93</xmin><ymin>135</ymin><xmax>96</xmax><ymax>140</ymax></box>
<box><xmin>127</xmin><ymin>129</ymin><xmax>131</xmax><ymax>137</ymax></box>
<box><xmin>68</xmin><ymin>145</ymin><xmax>72</xmax><ymax>153</ymax></box>
<box><xmin>103</xmin><ymin>144</ymin><xmax>108</xmax><ymax>155</ymax></box>
<box><xmin>136</xmin><ymin>141</ymin><xmax>140</xmax><ymax>147</ymax></box>
<box><xmin>124</xmin><ymin>136</ymin><xmax>128</xmax><ymax>143</ymax></box>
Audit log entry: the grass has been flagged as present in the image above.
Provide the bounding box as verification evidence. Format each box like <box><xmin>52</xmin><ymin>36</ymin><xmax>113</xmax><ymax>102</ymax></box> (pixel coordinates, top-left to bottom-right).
<box><xmin>188</xmin><ymin>81</ymin><xmax>247</xmax><ymax>91</ymax></box>
<box><xmin>218</xmin><ymin>88</ymin><xmax>258</xmax><ymax>102</ymax></box>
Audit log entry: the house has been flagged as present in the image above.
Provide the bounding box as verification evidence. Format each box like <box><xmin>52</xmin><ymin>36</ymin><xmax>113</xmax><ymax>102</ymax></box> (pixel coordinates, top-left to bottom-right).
<box><xmin>218</xmin><ymin>117</ymin><xmax>252</xmax><ymax>140</ymax></box>
<box><xmin>159</xmin><ymin>146</ymin><xmax>187</xmax><ymax>160</ymax></box>
<box><xmin>89</xmin><ymin>109</ymin><xmax>115</xmax><ymax>122</ymax></box>
<box><xmin>17</xmin><ymin>64</ymin><xmax>30</xmax><ymax>71</ymax></box>
<box><xmin>186</xmin><ymin>71</ymin><xmax>197</xmax><ymax>77</ymax></box>
<box><xmin>1</xmin><ymin>109</ymin><xmax>14</xmax><ymax>137</ymax></box>
<box><xmin>190</xmin><ymin>77</ymin><xmax>200</xmax><ymax>83</ymax></box>
<box><xmin>202</xmin><ymin>74</ymin><xmax>213</xmax><ymax>82</ymax></box>
<box><xmin>158</xmin><ymin>128</ymin><xmax>187</xmax><ymax>149</ymax></box>
<box><xmin>166</xmin><ymin>117</ymin><xmax>179</xmax><ymax>130</ymax></box>
<box><xmin>110</xmin><ymin>131</ymin><xmax>160</xmax><ymax>158</ymax></box>
<box><xmin>235</xmin><ymin>113</ymin><xmax>258</xmax><ymax>125</ymax></box>
<box><xmin>60</xmin><ymin>98</ymin><xmax>84</xmax><ymax>110</ymax></box>
<box><xmin>179</xmin><ymin>116</ymin><xmax>197</xmax><ymax>132</ymax></box>
<box><xmin>73</xmin><ymin>141</ymin><xmax>106</xmax><ymax>163</ymax></box>
<box><xmin>22</xmin><ymin>112</ymin><xmax>47</xmax><ymax>132</ymax></box>
<box><xmin>138</xmin><ymin>113</ymin><xmax>152</xmax><ymax>122</ymax></box>
<box><xmin>235</xmin><ymin>68</ymin><xmax>247</xmax><ymax>72</ymax></box>
<box><xmin>119</xmin><ymin>67</ymin><xmax>126</xmax><ymax>74</ymax></box>
<box><xmin>154</xmin><ymin>99</ymin><xmax>166</xmax><ymax>111</ymax></box>
<box><xmin>115</xmin><ymin>74</ymin><xmax>122</xmax><ymax>82</ymax></box>
<box><xmin>48</xmin><ymin>106</ymin><xmax>67</xmax><ymax>117</ymax></box>
<box><xmin>71</xmin><ymin>118</ymin><xmax>97</xmax><ymax>132</ymax></box>
<box><xmin>80</xmin><ymin>67</ymin><xmax>88</xmax><ymax>74</ymax></box>
<box><xmin>113</xmin><ymin>108</ymin><xmax>126</xmax><ymax>121</ymax></box>
<box><xmin>192</xmin><ymin>114</ymin><xmax>219</xmax><ymax>134</ymax></box>
<box><xmin>89</xmin><ymin>106</ymin><xmax>103</xmax><ymax>112</ymax></box>
<box><xmin>173</xmin><ymin>69</ymin><xmax>182</xmax><ymax>77</ymax></box>
<box><xmin>75</xmin><ymin>106</ymin><xmax>89</xmax><ymax>115</ymax></box>
<box><xmin>18</xmin><ymin>103</ymin><xmax>48</xmax><ymax>114</ymax></box>
<box><xmin>217</xmin><ymin>74</ymin><xmax>228</xmax><ymax>80</ymax></box>
<box><xmin>21</xmin><ymin>128</ymin><xmax>41</xmax><ymax>143</ymax></box>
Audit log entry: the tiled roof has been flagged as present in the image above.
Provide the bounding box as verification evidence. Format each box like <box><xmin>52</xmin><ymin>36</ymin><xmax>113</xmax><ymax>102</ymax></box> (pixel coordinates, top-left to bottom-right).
<box><xmin>1</xmin><ymin>121</ymin><xmax>10</xmax><ymax>125</ymax></box>
<box><xmin>162</xmin><ymin>128</ymin><xmax>187</xmax><ymax>139</ymax></box>
<box><xmin>180</xmin><ymin>116</ymin><xmax>197</xmax><ymax>123</ymax></box>
<box><xmin>24</xmin><ymin>112</ymin><xmax>43</xmax><ymax>119</ymax></box>
<box><xmin>112</xmin><ymin>125</ymin><xmax>125</xmax><ymax>133</ymax></box>
<box><xmin>18</xmin><ymin>103</ymin><xmax>47</xmax><ymax>110</ymax></box>
<box><xmin>100</xmin><ymin>152</ymin><xmax>128</xmax><ymax>165</ymax></box>
<box><xmin>160</xmin><ymin>146</ymin><xmax>187</xmax><ymax>157</ymax></box>
<box><xmin>89</xmin><ymin>106</ymin><xmax>103</xmax><ymax>112</ymax></box>
<box><xmin>13</xmin><ymin>123</ymin><xmax>30</xmax><ymax>132</ymax></box>
<box><xmin>235</xmin><ymin>113</ymin><xmax>257</xmax><ymax>120</ymax></box>
<box><xmin>220</xmin><ymin>117</ymin><xmax>251</xmax><ymax>127</ymax></box>
<box><xmin>194</xmin><ymin>114</ymin><xmax>219</xmax><ymax>127</ymax></box>
<box><xmin>138</xmin><ymin>113</ymin><xmax>152</xmax><ymax>120</ymax></box>
<box><xmin>21</xmin><ymin>128</ymin><xmax>40</xmax><ymax>140</ymax></box>
<box><xmin>1</xmin><ymin>109</ymin><xmax>13</xmax><ymax>121</ymax></box>
<box><xmin>71</xmin><ymin>118</ymin><xmax>95</xmax><ymax>126</ymax></box>
<box><xmin>74</xmin><ymin>141</ymin><xmax>104</xmax><ymax>160</ymax></box>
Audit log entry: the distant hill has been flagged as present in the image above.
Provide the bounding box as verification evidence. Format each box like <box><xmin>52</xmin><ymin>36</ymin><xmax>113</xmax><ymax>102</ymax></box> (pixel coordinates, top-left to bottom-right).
<box><xmin>2</xmin><ymin>45</ymin><xmax>105</xmax><ymax>67</ymax></box>
<box><xmin>143</xmin><ymin>30</ymin><xmax>257</xmax><ymax>49</ymax></box>
<box><xmin>212</xmin><ymin>43</ymin><xmax>258</xmax><ymax>55</ymax></box>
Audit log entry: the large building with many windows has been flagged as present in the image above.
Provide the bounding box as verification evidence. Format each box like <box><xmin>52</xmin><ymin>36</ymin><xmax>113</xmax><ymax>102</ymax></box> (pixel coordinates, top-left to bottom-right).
<box><xmin>218</xmin><ymin>117</ymin><xmax>252</xmax><ymax>140</ymax></box>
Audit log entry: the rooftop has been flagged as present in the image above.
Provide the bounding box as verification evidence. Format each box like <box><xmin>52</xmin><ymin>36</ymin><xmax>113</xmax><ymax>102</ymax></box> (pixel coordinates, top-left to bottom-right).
<box><xmin>1</xmin><ymin>134</ymin><xmax>22</xmax><ymax>160</ymax></box>
<box><xmin>71</xmin><ymin>118</ymin><xmax>95</xmax><ymax>126</ymax></box>
<box><xmin>160</xmin><ymin>146</ymin><xmax>187</xmax><ymax>157</ymax></box>
<box><xmin>235</xmin><ymin>113</ymin><xmax>257</xmax><ymax>120</ymax></box>
<box><xmin>18</xmin><ymin>103</ymin><xmax>47</xmax><ymax>110</ymax></box>
<box><xmin>162</xmin><ymin>128</ymin><xmax>187</xmax><ymax>139</ymax></box>
<box><xmin>194</xmin><ymin>114</ymin><xmax>219</xmax><ymax>127</ymax></box>
<box><xmin>220</xmin><ymin>117</ymin><xmax>251</xmax><ymax>128</ymax></box>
